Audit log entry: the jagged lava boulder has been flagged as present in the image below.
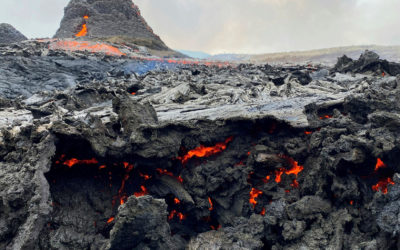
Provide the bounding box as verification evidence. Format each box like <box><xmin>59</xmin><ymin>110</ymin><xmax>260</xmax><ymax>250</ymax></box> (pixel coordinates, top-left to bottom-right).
<box><xmin>54</xmin><ymin>0</ymin><xmax>168</xmax><ymax>50</ymax></box>
<box><xmin>0</xmin><ymin>23</ymin><xmax>27</xmax><ymax>44</ymax></box>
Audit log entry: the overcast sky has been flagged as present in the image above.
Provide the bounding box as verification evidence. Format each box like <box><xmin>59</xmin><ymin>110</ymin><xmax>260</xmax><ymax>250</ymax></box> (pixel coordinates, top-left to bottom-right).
<box><xmin>0</xmin><ymin>0</ymin><xmax>399</xmax><ymax>54</ymax></box>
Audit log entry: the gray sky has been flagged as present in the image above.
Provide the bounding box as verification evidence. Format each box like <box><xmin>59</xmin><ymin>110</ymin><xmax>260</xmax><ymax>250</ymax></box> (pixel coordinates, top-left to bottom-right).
<box><xmin>1</xmin><ymin>0</ymin><xmax>399</xmax><ymax>54</ymax></box>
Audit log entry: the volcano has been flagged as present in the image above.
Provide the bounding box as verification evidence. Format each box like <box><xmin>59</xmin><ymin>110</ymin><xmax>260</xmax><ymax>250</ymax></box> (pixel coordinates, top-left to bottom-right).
<box><xmin>54</xmin><ymin>0</ymin><xmax>171</xmax><ymax>52</ymax></box>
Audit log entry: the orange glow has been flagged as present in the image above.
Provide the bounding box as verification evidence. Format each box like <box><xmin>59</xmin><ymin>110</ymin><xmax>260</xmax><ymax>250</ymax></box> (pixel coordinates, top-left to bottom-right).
<box><xmin>156</xmin><ymin>168</ymin><xmax>183</xmax><ymax>183</ymax></box>
<box><xmin>177</xmin><ymin>136</ymin><xmax>234</xmax><ymax>164</ymax></box>
<box><xmin>375</xmin><ymin>158</ymin><xmax>386</xmax><ymax>171</ymax></box>
<box><xmin>284</xmin><ymin>157</ymin><xmax>304</xmax><ymax>177</ymax></box>
<box><xmin>168</xmin><ymin>210</ymin><xmax>176</xmax><ymax>220</ymax></box>
<box><xmin>75</xmin><ymin>24</ymin><xmax>88</xmax><ymax>37</ymax></box>
<box><xmin>49</xmin><ymin>40</ymin><xmax>126</xmax><ymax>56</ymax></box>
<box><xmin>304</xmin><ymin>131</ymin><xmax>312</xmax><ymax>135</ymax></box>
<box><xmin>291</xmin><ymin>179</ymin><xmax>299</xmax><ymax>188</ymax></box>
<box><xmin>382</xmin><ymin>72</ymin><xmax>385</xmax><ymax>77</ymax></box>
<box><xmin>83</xmin><ymin>15</ymin><xmax>89</xmax><ymax>19</ymax></box>
<box><xmin>247</xmin><ymin>151</ymin><xmax>251</xmax><ymax>156</ymax></box>
<box><xmin>208</xmin><ymin>197</ymin><xmax>213</xmax><ymax>211</ymax></box>
<box><xmin>210</xmin><ymin>225</ymin><xmax>222</xmax><ymax>230</ymax></box>
<box><xmin>177</xmin><ymin>212</ymin><xmax>186</xmax><ymax>220</ymax></box>
<box><xmin>168</xmin><ymin>210</ymin><xmax>186</xmax><ymax>221</ymax></box>
<box><xmin>263</xmin><ymin>175</ymin><xmax>271</xmax><ymax>183</ymax></box>
<box><xmin>260</xmin><ymin>207</ymin><xmax>266</xmax><ymax>216</ymax></box>
<box><xmin>275</xmin><ymin>169</ymin><xmax>285</xmax><ymax>183</ymax></box>
<box><xmin>139</xmin><ymin>172</ymin><xmax>151</xmax><ymax>180</ymax></box>
<box><xmin>134</xmin><ymin>185</ymin><xmax>148</xmax><ymax>197</ymax></box>
<box><xmin>99</xmin><ymin>165</ymin><xmax>106</xmax><ymax>169</ymax></box>
<box><xmin>131</xmin><ymin>92</ymin><xmax>136</xmax><ymax>95</ymax></box>
<box><xmin>62</xmin><ymin>157</ymin><xmax>98</xmax><ymax>167</ymax></box>
<box><xmin>372</xmin><ymin>178</ymin><xmax>394</xmax><ymax>194</ymax></box>
<box><xmin>319</xmin><ymin>115</ymin><xmax>333</xmax><ymax>120</ymax></box>
<box><xmin>107</xmin><ymin>217</ymin><xmax>114</xmax><ymax>223</ymax></box>
<box><xmin>350</xmin><ymin>200</ymin><xmax>354</xmax><ymax>205</ymax></box>
<box><xmin>174</xmin><ymin>198</ymin><xmax>181</xmax><ymax>204</ymax></box>
<box><xmin>249</xmin><ymin>188</ymin><xmax>263</xmax><ymax>208</ymax></box>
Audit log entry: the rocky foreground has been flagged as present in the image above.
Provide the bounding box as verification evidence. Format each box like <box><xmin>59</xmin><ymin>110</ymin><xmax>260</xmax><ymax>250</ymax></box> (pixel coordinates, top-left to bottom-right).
<box><xmin>1</xmin><ymin>39</ymin><xmax>400</xmax><ymax>250</ymax></box>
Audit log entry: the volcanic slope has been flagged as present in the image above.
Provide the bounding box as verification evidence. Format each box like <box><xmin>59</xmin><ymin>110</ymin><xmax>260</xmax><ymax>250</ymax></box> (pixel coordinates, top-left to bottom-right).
<box><xmin>54</xmin><ymin>0</ymin><xmax>182</xmax><ymax>56</ymax></box>
<box><xmin>1</xmin><ymin>39</ymin><xmax>400</xmax><ymax>250</ymax></box>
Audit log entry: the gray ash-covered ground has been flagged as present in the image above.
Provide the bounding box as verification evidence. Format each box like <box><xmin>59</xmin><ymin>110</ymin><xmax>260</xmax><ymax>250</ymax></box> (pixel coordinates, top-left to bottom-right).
<box><xmin>1</xmin><ymin>40</ymin><xmax>400</xmax><ymax>250</ymax></box>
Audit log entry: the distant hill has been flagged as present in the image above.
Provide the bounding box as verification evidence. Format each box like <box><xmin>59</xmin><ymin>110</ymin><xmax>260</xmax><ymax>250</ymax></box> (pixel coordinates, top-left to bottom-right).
<box><xmin>177</xmin><ymin>50</ymin><xmax>211</xmax><ymax>59</ymax></box>
<box><xmin>206</xmin><ymin>45</ymin><xmax>400</xmax><ymax>65</ymax></box>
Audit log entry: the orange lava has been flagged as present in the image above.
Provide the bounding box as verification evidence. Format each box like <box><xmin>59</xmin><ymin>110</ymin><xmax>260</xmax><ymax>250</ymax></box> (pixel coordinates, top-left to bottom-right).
<box><xmin>260</xmin><ymin>207</ymin><xmax>266</xmax><ymax>216</ymax></box>
<box><xmin>75</xmin><ymin>24</ymin><xmax>88</xmax><ymax>37</ymax></box>
<box><xmin>275</xmin><ymin>169</ymin><xmax>285</xmax><ymax>183</ymax></box>
<box><xmin>168</xmin><ymin>210</ymin><xmax>186</xmax><ymax>221</ymax></box>
<box><xmin>131</xmin><ymin>92</ymin><xmax>136</xmax><ymax>95</ymax></box>
<box><xmin>49</xmin><ymin>41</ymin><xmax>126</xmax><ymax>56</ymax></box>
<box><xmin>304</xmin><ymin>131</ymin><xmax>312</xmax><ymax>135</ymax></box>
<box><xmin>319</xmin><ymin>115</ymin><xmax>333</xmax><ymax>120</ymax></box>
<box><xmin>208</xmin><ymin>197</ymin><xmax>213</xmax><ymax>211</ymax></box>
<box><xmin>156</xmin><ymin>168</ymin><xmax>183</xmax><ymax>183</ymax></box>
<box><xmin>249</xmin><ymin>188</ymin><xmax>263</xmax><ymax>208</ymax></box>
<box><xmin>283</xmin><ymin>157</ymin><xmax>304</xmax><ymax>177</ymax></box>
<box><xmin>83</xmin><ymin>15</ymin><xmax>89</xmax><ymax>19</ymax></box>
<box><xmin>350</xmin><ymin>200</ymin><xmax>354</xmax><ymax>205</ymax></box>
<box><xmin>174</xmin><ymin>198</ymin><xmax>181</xmax><ymax>204</ymax></box>
<box><xmin>99</xmin><ymin>165</ymin><xmax>106</xmax><ymax>169</ymax></box>
<box><xmin>291</xmin><ymin>179</ymin><xmax>299</xmax><ymax>188</ymax></box>
<box><xmin>374</xmin><ymin>158</ymin><xmax>386</xmax><ymax>171</ymax></box>
<box><xmin>263</xmin><ymin>175</ymin><xmax>271</xmax><ymax>183</ymax></box>
<box><xmin>139</xmin><ymin>172</ymin><xmax>151</xmax><ymax>180</ymax></box>
<box><xmin>107</xmin><ymin>217</ymin><xmax>114</xmax><ymax>223</ymax></box>
<box><xmin>178</xmin><ymin>136</ymin><xmax>234</xmax><ymax>164</ymax></box>
<box><xmin>372</xmin><ymin>177</ymin><xmax>395</xmax><ymax>194</ymax></box>
<box><xmin>62</xmin><ymin>157</ymin><xmax>98</xmax><ymax>167</ymax></box>
<box><xmin>134</xmin><ymin>185</ymin><xmax>148</xmax><ymax>197</ymax></box>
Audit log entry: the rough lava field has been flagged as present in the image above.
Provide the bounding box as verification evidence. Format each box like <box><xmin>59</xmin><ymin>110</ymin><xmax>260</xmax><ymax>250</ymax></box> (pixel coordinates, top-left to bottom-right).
<box><xmin>1</xmin><ymin>0</ymin><xmax>400</xmax><ymax>250</ymax></box>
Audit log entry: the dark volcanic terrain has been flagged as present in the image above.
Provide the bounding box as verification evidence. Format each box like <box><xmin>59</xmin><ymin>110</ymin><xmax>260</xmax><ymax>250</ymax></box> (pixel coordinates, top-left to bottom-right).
<box><xmin>1</xmin><ymin>0</ymin><xmax>400</xmax><ymax>249</ymax></box>
<box><xmin>1</xmin><ymin>38</ymin><xmax>400</xmax><ymax>249</ymax></box>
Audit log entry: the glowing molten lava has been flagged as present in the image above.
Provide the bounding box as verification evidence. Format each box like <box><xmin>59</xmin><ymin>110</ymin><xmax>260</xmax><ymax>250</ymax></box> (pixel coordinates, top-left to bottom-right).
<box><xmin>75</xmin><ymin>15</ymin><xmax>89</xmax><ymax>37</ymax></box>
<box><xmin>174</xmin><ymin>198</ymin><xmax>181</xmax><ymax>204</ymax></box>
<box><xmin>168</xmin><ymin>210</ymin><xmax>186</xmax><ymax>221</ymax></box>
<box><xmin>134</xmin><ymin>185</ymin><xmax>148</xmax><ymax>197</ymax></box>
<box><xmin>372</xmin><ymin>178</ymin><xmax>394</xmax><ymax>194</ymax></box>
<box><xmin>260</xmin><ymin>207</ymin><xmax>266</xmax><ymax>216</ymax></box>
<box><xmin>156</xmin><ymin>168</ymin><xmax>183</xmax><ymax>183</ymax></box>
<box><xmin>107</xmin><ymin>217</ymin><xmax>114</xmax><ymax>223</ymax></box>
<box><xmin>75</xmin><ymin>24</ymin><xmax>87</xmax><ymax>37</ymax></box>
<box><xmin>374</xmin><ymin>158</ymin><xmax>386</xmax><ymax>171</ymax></box>
<box><xmin>304</xmin><ymin>131</ymin><xmax>313</xmax><ymax>135</ymax></box>
<box><xmin>249</xmin><ymin>188</ymin><xmax>262</xmax><ymax>208</ymax></box>
<box><xmin>49</xmin><ymin>41</ymin><xmax>126</xmax><ymax>56</ymax></box>
<box><xmin>208</xmin><ymin>197</ymin><xmax>213</xmax><ymax>211</ymax></box>
<box><xmin>62</xmin><ymin>157</ymin><xmax>98</xmax><ymax>167</ymax></box>
<box><xmin>177</xmin><ymin>136</ymin><xmax>234</xmax><ymax>164</ymax></box>
<box><xmin>319</xmin><ymin>115</ymin><xmax>333</xmax><ymax>120</ymax></box>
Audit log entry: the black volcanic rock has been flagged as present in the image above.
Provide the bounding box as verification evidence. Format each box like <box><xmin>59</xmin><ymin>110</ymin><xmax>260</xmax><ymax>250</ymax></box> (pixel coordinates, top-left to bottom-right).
<box><xmin>54</xmin><ymin>0</ymin><xmax>168</xmax><ymax>50</ymax></box>
<box><xmin>334</xmin><ymin>50</ymin><xmax>400</xmax><ymax>76</ymax></box>
<box><xmin>0</xmin><ymin>23</ymin><xmax>27</xmax><ymax>44</ymax></box>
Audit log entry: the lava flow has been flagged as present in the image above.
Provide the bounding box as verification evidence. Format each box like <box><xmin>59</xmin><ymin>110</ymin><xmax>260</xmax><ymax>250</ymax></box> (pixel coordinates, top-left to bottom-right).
<box><xmin>372</xmin><ymin>177</ymin><xmax>395</xmax><ymax>194</ymax></box>
<box><xmin>249</xmin><ymin>188</ymin><xmax>263</xmax><ymax>208</ymax></box>
<box><xmin>177</xmin><ymin>136</ymin><xmax>234</xmax><ymax>164</ymax></box>
<box><xmin>55</xmin><ymin>155</ymin><xmax>98</xmax><ymax>168</ymax></box>
<box><xmin>49</xmin><ymin>40</ymin><xmax>126</xmax><ymax>56</ymax></box>
<box><xmin>75</xmin><ymin>15</ymin><xmax>89</xmax><ymax>37</ymax></box>
<box><xmin>374</xmin><ymin>158</ymin><xmax>386</xmax><ymax>171</ymax></box>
